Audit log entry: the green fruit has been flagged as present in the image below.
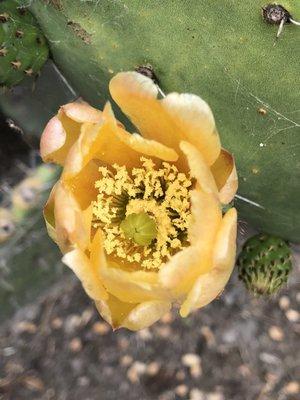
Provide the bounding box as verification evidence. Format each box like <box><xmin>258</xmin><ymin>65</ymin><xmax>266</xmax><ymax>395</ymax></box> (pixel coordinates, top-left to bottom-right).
<box><xmin>0</xmin><ymin>0</ymin><xmax>49</xmax><ymax>87</ymax></box>
<box><xmin>13</xmin><ymin>0</ymin><xmax>300</xmax><ymax>241</ymax></box>
<box><xmin>237</xmin><ymin>234</ymin><xmax>293</xmax><ymax>295</ymax></box>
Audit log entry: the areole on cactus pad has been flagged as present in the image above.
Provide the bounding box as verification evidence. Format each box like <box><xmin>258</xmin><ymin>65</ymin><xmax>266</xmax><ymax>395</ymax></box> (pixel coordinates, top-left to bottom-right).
<box><xmin>16</xmin><ymin>0</ymin><xmax>300</xmax><ymax>242</ymax></box>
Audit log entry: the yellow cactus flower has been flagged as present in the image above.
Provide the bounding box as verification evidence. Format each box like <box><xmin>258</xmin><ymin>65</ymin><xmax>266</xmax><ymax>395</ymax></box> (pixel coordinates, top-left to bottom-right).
<box><xmin>40</xmin><ymin>71</ymin><xmax>238</xmax><ymax>331</ymax></box>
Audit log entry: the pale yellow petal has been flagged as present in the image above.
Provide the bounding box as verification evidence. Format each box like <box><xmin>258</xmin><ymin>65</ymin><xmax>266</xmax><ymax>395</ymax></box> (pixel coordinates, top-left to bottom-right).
<box><xmin>110</xmin><ymin>71</ymin><xmax>220</xmax><ymax>165</ymax></box>
<box><xmin>43</xmin><ymin>182</ymin><xmax>58</xmax><ymax>243</ymax></box>
<box><xmin>122</xmin><ymin>301</ymin><xmax>171</xmax><ymax>331</ymax></box>
<box><xmin>61</xmin><ymin>101</ymin><xmax>103</xmax><ymax>123</ymax></box>
<box><xmin>211</xmin><ymin>149</ymin><xmax>238</xmax><ymax>204</ymax></box>
<box><xmin>180</xmin><ymin>207</ymin><xmax>237</xmax><ymax>317</ymax></box>
<box><xmin>95</xmin><ymin>295</ymin><xmax>171</xmax><ymax>331</ymax></box>
<box><xmin>180</xmin><ymin>141</ymin><xmax>218</xmax><ymax>196</ymax></box>
<box><xmin>159</xmin><ymin>189</ymin><xmax>222</xmax><ymax>295</ymax></box>
<box><xmin>100</xmin><ymin>261</ymin><xmax>171</xmax><ymax>303</ymax></box>
<box><xmin>62</xmin><ymin>248</ymin><xmax>108</xmax><ymax>301</ymax></box>
<box><xmin>54</xmin><ymin>181</ymin><xmax>90</xmax><ymax>252</ymax></box>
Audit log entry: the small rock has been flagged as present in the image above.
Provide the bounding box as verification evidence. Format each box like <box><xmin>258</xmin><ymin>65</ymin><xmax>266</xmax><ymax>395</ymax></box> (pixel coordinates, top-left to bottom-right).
<box><xmin>285</xmin><ymin>309</ymin><xmax>299</xmax><ymax>322</ymax></box>
<box><xmin>117</xmin><ymin>337</ymin><xmax>130</xmax><ymax>350</ymax></box>
<box><xmin>127</xmin><ymin>361</ymin><xmax>147</xmax><ymax>383</ymax></box>
<box><xmin>283</xmin><ymin>381</ymin><xmax>299</xmax><ymax>394</ymax></box>
<box><xmin>77</xmin><ymin>376</ymin><xmax>90</xmax><ymax>387</ymax></box>
<box><xmin>161</xmin><ymin>311</ymin><xmax>173</xmax><ymax>324</ymax></box>
<box><xmin>146</xmin><ymin>361</ymin><xmax>160</xmax><ymax>376</ymax></box>
<box><xmin>92</xmin><ymin>321</ymin><xmax>110</xmax><ymax>335</ymax></box>
<box><xmin>15</xmin><ymin>321</ymin><xmax>37</xmax><ymax>334</ymax></box>
<box><xmin>189</xmin><ymin>388</ymin><xmax>205</xmax><ymax>400</ymax></box>
<box><xmin>279</xmin><ymin>296</ymin><xmax>290</xmax><ymax>310</ymax></box>
<box><xmin>175</xmin><ymin>384</ymin><xmax>189</xmax><ymax>397</ymax></box>
<box><xmin>4</xmin><ymin>361</ymin><xmax>24</xmax><ymax>375</ymax></box>
<box><xmin>64</xmin><ymin>314</ymin><xmax>82</xmax><ymax>334</ymax></box>
<box><xmin>137</xmin><ymin>328</ymin><xmax>153</xmax><ymax>341</ymax></box>
<box><xmin>237</xmin><ymin>364</ymin><xmax>251</xmax><ymax>377</ymax></box>
<box><xmin>268</xmin><ymin>326</ymin><xmax>284</xmax><ymax>341</ymax></box>
<box><xmin>3</xmin><ymin>347</ymin><xmax>16</xmax><ymax>357</ymax></box>
<box><xmin>51</xmin><ymin>317</ymin><xmax>63</xmax><ymax>330</ymax></box>
<box><xmin>22</xmin><ymin>375</ymin><xmax>44</xmax><ymax>392</ymax></box>
<box><xmin>155</xmin><ymin>325</ymin><xmax>172</xmax><ymax>338</ymax></box>
<box><xmin>200</xmin><ymin>326</ymin><xmax>216</xmax><ymax>347</ymax></box>
<box><xmin>120</xmin><ymin>355</ymin><xmax>133</xmax><ymax>367</ymax></box>
<box><xmin>69</xmin><ymin>337</ymin><xmax>82</xmax><ymax>353</ymax></box>
<box><xmin>182</xmin><ymin>353</ymin><xmax>202</xmax><ymax>377</ymax></box>
<box><xmin>81</xmin><ymin>308</ymin><xmax>94</xmax><ymax>325</ymax></box>
<box><xmin>259</xmin><ymin>353</ymin><xmax>281</xmax><ymax>365</ymax></box>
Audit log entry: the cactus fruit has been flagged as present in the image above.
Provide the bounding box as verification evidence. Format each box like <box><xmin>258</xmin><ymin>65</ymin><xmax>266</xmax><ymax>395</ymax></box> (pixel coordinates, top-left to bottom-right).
<box><xmin>237</xmin><ymin>234</ymin><xmax>293</xmax><ymax>295</ymax></box>
<box><xmin>0</xmin><ymin>0</ymin><xmax>49</xmax><ymax>87</ymax></box>
<box><xmin>24</xmin><ymin>0</ymin><xmax>300</xmax><ymax>242</ymax></box>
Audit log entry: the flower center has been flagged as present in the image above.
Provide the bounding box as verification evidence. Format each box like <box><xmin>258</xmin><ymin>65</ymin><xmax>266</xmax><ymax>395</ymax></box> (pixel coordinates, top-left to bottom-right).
<box><xmin>92</xmin><ymin>157</ymin><xmax>193</xmax><ymax>269</ymax></box>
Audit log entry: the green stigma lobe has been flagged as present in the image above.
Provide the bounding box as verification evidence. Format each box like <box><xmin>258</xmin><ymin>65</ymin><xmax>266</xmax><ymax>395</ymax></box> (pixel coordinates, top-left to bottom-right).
<box><xmin>120</xmin><ymin>212</ymin><xmax>157</xmax><ymax>246</ymax></box>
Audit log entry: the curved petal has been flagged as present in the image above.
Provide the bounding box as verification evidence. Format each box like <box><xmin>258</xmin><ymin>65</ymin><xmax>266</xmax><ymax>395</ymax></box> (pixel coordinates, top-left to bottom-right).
<box><xmin>40</xmin><ymin>101</ymin><xmax>101</xmax><ymax>165</ymax></box>
<box><xmin>180</xmin><ymin>207</ymin><xmax>237</xmax><ymax>317</ymax></box>
<box><xmin>159</xmin><ymin>189</ymin><xmax>222</xmax><ymax>295</ymax></box>
<box><xmin>110</xmin><ymin>71</ymin><xmax>221</xmax><ymax>166</ymax></box>
<box><xmin>54</xmin><ymin>181</ymin><xmax>91</xmax><ymax>252</ymax></box>
<box><xmin>100</xmin><ymin>261</ymin><xmax>172</xmax><ymax>303</ymax></box>
<box><xmin>62</xmin><ymin>248</ymin><xmax>108</xmax><ymax>301</ymax></box>
<box><xmin>61</xmin><ymin>101</ymin><xmax>103</xmax><ymax>124</ymax></box>
<box><xmin>43</xmin><ymin>182</ymin><xmax>58</xmax><ymax>243</ymax></box>
<box><xmin>211</xmin><ymin>149</ymin><xmax>238</xmax><ymax>204</ymax></box>
<box><xmin>95</xmin><ymin>295</ymin><xmax>171</xmax><ymax>331</ymax></box>
<box><xmin>180</xmin><ymin>141</ymin><xmax>218</xmax><ymax>196</ymax></box>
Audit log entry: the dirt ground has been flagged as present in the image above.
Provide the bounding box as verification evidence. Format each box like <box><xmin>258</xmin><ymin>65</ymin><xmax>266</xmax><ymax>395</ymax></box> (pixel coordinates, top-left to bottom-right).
<box><xmin>0</xmin><ymin>262</ymin><xmax>299</xmax><ymax>400</ymax></box>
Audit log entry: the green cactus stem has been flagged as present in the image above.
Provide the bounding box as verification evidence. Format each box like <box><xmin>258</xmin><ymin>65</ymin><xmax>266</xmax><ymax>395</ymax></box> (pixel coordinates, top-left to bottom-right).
<box><xmin>0</xmin><ymin>0</ymin><xmax>49</xmax><ymax>87</ymax></box>
<box><xmin>237</xmin><ymin>234</ymin><xmax>293</xmax><ymax>296</ymax></box>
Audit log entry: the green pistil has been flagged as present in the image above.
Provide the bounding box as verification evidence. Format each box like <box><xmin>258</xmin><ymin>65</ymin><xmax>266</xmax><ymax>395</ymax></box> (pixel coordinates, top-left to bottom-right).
<box><xmin>120</xmin><ymin>212</ymin><xmax>157</xmax><ymax>246</ymax></box>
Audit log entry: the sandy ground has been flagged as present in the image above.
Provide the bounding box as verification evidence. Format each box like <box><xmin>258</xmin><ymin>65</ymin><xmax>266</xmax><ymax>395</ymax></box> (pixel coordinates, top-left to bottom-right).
<box><xmin>0</xmin><ymin>266</ymin><xmax>299</xmax><ymax>400</ymax></box>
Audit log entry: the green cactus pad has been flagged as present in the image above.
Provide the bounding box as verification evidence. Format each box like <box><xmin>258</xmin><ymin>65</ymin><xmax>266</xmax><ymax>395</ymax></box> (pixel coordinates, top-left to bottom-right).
<box><xmin>237</xmin><ymin>234</ymin><xmax>293</xmax><ymax>296</ymax></box>
<box><xmin>0</xmin><ymin>0</ymin><xmax>49</xmax><ymax>87</ymax></box>
<box><xmin>24</xmin><ymin>0</ymin><xmax>300</xmax><ymax>242</ymax></box>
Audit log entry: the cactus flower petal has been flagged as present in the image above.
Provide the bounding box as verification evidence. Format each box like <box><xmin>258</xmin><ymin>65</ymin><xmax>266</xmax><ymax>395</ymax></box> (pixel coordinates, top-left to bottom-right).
<box><xmin>41</xmin><ymin>71</ymin><xmax>238</xmax><ymax>330</ymax></box>
<box><xmin>211</xmin><ymin>149</ymin><xmax>238</xmax><ymax>204</ymax></box>
<box><xmin>110</xmin><ymin>71</ymin><xmax>221</xmax><ymax>166</ymax></box>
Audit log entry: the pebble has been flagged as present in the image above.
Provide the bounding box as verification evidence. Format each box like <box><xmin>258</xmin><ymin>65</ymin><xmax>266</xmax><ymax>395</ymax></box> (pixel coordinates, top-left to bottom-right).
<box><xmin>155</xmin><ymin>325</ymin><xmax>172</xmax><ymax>338</ymax></box>
<box><xmin>22</xmin><ymin>375</ymin><xmax>44</xmax><ymax>392</ymax></box>
<box><xmin>69</xmin><ymin>337</ymin><xmax>82</xmax><ymax>353</ymax></box>
<box><xmin>146</xmin><ymin>361</ymin><xmax>160</xmax><ymax>376</ymax></box>
<box><xmin>161</xmin><ymin>311</ymin><xmax>173</xmax><ymax>324</ymax></box>
<box><xmin>237</xmin><ymin>364</ymin><xmax>251</xmax><ymax>377</ymax></box>
<box><xmin>120</xmin><ymin>355</ymin><xmax>133</xmax><ymax>367</ymax></box>
<box><xmin>92</xmin><ymin>321</ymin><xmax>110</xmax><ymax>335</ymax></box>
<box><xmin>189</xmin><ymin>388</ymin><xmax>205</xmax><ymax>400</ymax></box>
<box><xmin>176</xmin><ymin>369</ymin><xmax>186</xmax><ymax>381</ymax></box>
<box><xmin>81</xmin><ymin>308</ymin><xmax>94</xmax><ymax>325</ymax></box>
<box><xmin>175</xmin><ymin>384</ymin><xmax>189</xmax><ymax>397</ymax></box>
<box><xmin>15</xmin><ymin>321</ymin><xmax>37</xmax><ymax>334</ymax></box>
<box><xmin>51</xmin><ymin>317</ymin><xmax>63</xmax><ymax>330</ymax></box>
<box><xmin>127</xmin><ymin>361</ymin><xmax>147</xmax><ymax>383</ymax></box>
<box><xmin>285</xmin><ymin>309</ymin><xmax>299</xmax><ymax>322</ymax></box>
<box><xmin>200</xmin><ymin>326</ymin><xmax>216</xmax><ymax>347</ymax></box>
<box><xmin>64</xmin><ymin>314</ymin><xmax>82</xmax><ymax>334</ymax></box>
<box><xmin>279</xmin><ymin>296</ymin><xmax>290</xmax><ymax>310</ymax></box>
<box><xmin>283</xmin><ymin>381</ymin><xmax>299</xmax><ymax>394</ymax></box>
<box><xmin>137</xmin><ymin>328</ymin><xmax>153</xmax><ymax>341</ymax></box>
<box><xmin>182</xmin><ymin>353</ymin><xmax>202</xmax><ymax>378</ymax></box>
<box><xmin>77</xmin><ymin>376</ymin><xmax>90</xmax><ymax>387</ymax></box>
<box><xmin>268</xmin><ymin>326</ymin><xmax>284</xmax><ymax>341</ymax></box>
<box><xmin>117</xmin><ymin>337</ymin><xmax>129</xmax><ymax>350</ymax></box>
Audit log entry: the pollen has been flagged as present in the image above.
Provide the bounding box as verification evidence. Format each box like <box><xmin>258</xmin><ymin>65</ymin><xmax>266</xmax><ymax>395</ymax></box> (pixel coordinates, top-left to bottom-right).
<box><xmin>92</xmin><ymin>157</ymin><xmax>193</xmax><ymax>270</ymax></box>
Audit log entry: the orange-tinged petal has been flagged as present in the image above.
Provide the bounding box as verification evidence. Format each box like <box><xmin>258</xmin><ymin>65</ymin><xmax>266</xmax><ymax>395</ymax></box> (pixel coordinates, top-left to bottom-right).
<box><xmin>110</xmin><ymin>71</ymin><xmax>221</xmax><ymax>166</ymax></box>
<box><xmin>180</xmin><ymin>207</ymin><xmax>237</xmax><ymax>317</ymax></box>
<box><xmin>61</xmin><ymin>101</ymin><xmax>103</xmax><ymax>124</ymax></box>
<box><xmin>43</xmin><ymin>182</ymin><xmax>58</xmax><ymax>243</ymax></box>
<box><xmin>159</xmin><ymin>189</ymin><xmax>222</xmax><ymax>294</ymax></box>
<box><xmin>211</xmin><ymin>149</ymin><xmax>238</xmax><ymax>204</ymax></box>
<box><xmin>54</xmin><ymin>181</ymin><xmax>91</xmax><ymax>252</ymax></box>
<box><xmin>180</xmin><ymin>141</ymin><xmax>218</xmax><ymax>196</ymax></box>
<box><xmin>62</xmin><ymin>248</ymin><xmax>108</xmax><ymax>301</ymax></box>
<box><xmin>95</xmin><ymin>295</ymin><xmax>171</xmax><ymax>331</ymax></box>
<box><xmin>40</xmin><ymin>116</ymin><xmax>66</xmax><ymax>162</ymax></box>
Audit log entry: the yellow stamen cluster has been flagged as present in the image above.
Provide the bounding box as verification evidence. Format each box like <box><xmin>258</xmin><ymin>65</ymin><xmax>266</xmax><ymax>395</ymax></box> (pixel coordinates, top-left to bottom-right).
<box><xmin>92</xmin><ymin>157</ymin><xmax>192</xmax><ymax>269</ymax></box>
